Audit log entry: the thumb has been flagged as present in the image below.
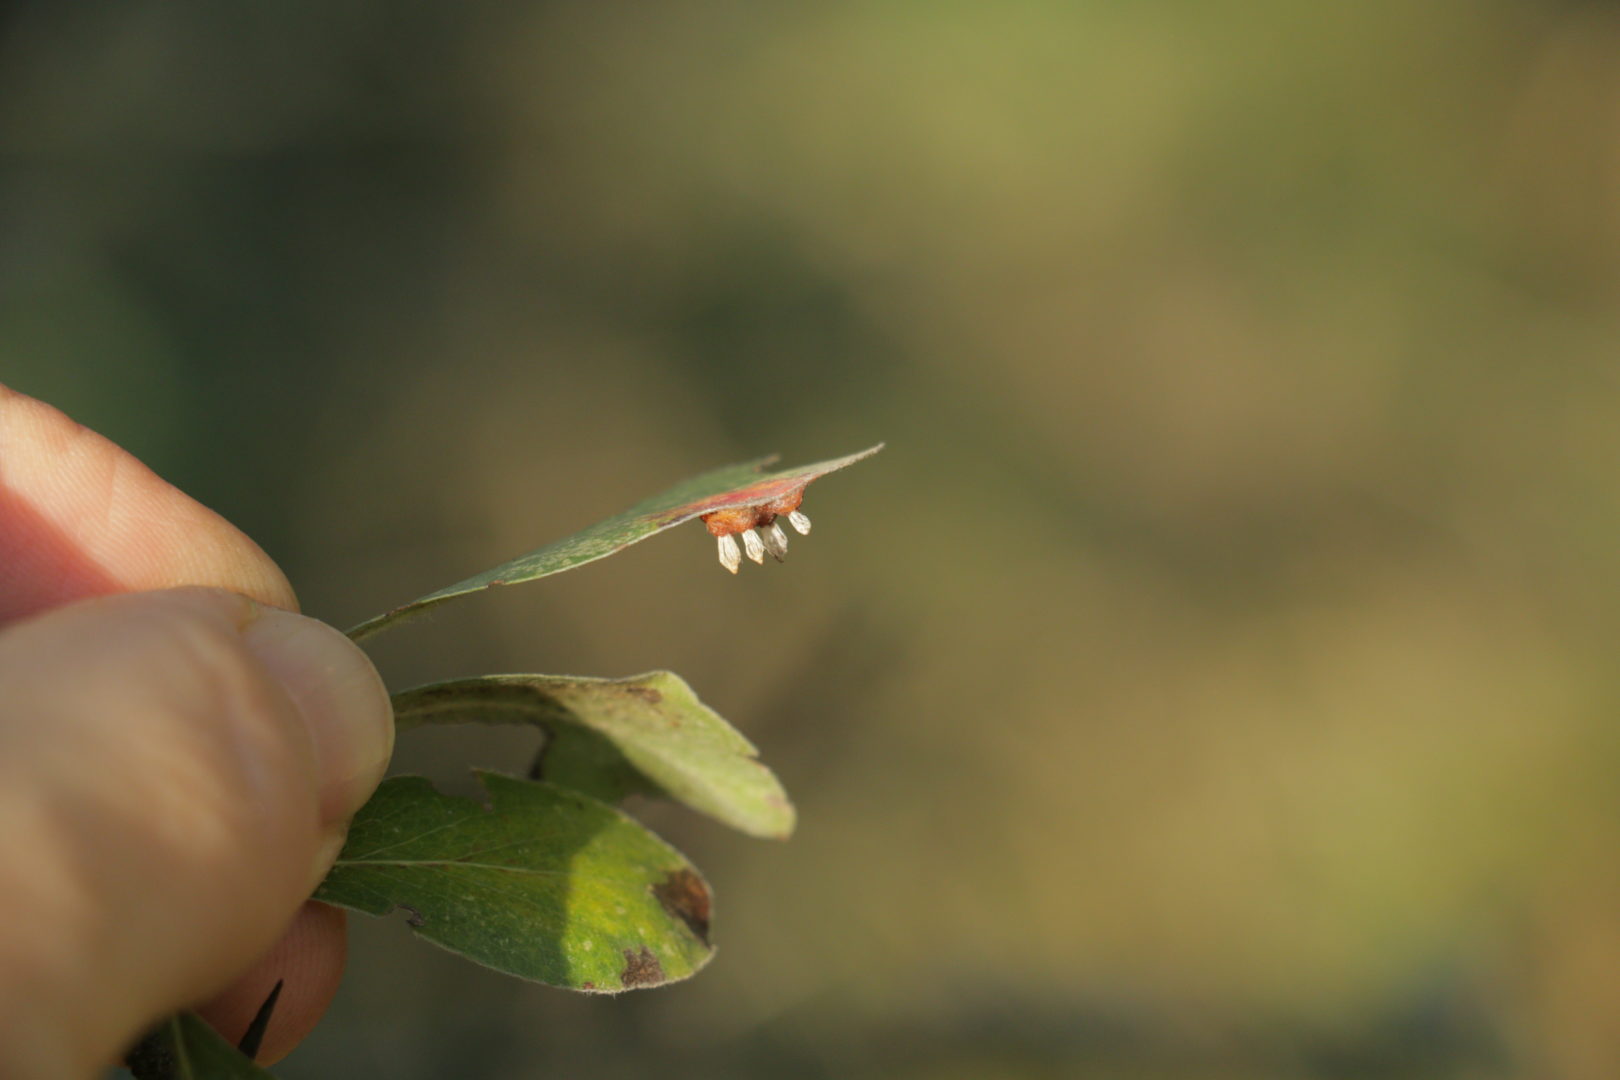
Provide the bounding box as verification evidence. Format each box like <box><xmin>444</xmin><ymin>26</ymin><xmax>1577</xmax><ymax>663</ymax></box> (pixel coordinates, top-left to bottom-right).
<box><xmin>0</xmin><ymin>587</ymin><xmax>393</xmax><ymax>1078</ymax></box>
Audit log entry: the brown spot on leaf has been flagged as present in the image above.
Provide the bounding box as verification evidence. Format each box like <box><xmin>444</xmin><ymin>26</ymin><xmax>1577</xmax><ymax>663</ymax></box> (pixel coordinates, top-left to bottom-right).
<box><xmin>620</xmin><ymin>946</ymin><xmax>665</xmax><ymax>988</ymax></box>
<box><xmin>653</xmin><ymin>868</ymin><xmax>712</xmax><ymax>946</ymax></box>
<box><xmin>625</xmin><ymin>684</ymin><xmax>663</xmax><ymax>705</ymax></box>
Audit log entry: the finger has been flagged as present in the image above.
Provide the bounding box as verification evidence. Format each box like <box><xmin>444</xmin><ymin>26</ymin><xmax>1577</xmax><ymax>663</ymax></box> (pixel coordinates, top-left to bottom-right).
<box><xmin>0</xmin><ymin>384</ymin><xmax>297</xmax><ymax>624</ymax></box>
<box><xmin>193</xmin><ymin>902</ymin><xmax>348</xmax><ymax>1066</ymax></box>
<box><xmin>0</xmin><ymin>588</ymin><xmax>393</xmax><ymax>1079</ymax></box>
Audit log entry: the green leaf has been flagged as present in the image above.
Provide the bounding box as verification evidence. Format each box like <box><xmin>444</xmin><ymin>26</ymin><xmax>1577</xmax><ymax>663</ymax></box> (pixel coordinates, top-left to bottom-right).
<box><xmin>346</xmin><ymin>443</ymin><xmax>883</xmax><ymax>642</ymax></box>
<box><xmin>314</xmin><ymin>772</ymin><xmax>714</xmax><ymax>992</ymax></box>
<box><xmin>391</xmin><ymin>671</ymin><xmax>794</xmax><ymax>839</ymax></box>
<box><xmin>125</xmin><ymin>1013</ymin><xmax>275</xmax><ymax>1080</ymax></box>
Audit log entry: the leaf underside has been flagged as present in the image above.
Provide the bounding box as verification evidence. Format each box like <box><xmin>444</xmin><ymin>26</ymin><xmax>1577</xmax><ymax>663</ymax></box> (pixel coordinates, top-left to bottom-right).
<box><xmin>391</xmin><ymin>670</ymin><xmax>794</xmax><ymax>839</ymax></box>
<box><xmin>314</xmin><ymin>772</ymin><xmax>714</xmax><ymax>992</ymax></box>
<box><xmin>346</xmin><ymin>443</ymin><xmax>883</xmax><ymax>642</ymax></box>
<box><xmin>125</xmin><ymin>1013</ymin><xmax>275</xmax><ymax>1080</ymax></box>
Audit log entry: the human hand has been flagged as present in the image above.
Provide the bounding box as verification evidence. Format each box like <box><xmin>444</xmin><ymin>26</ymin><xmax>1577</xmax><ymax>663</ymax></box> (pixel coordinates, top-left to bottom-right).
<box><xmin>0</xmin><ymin>386</ymin><xmax>394</xmax><ymax>1076</ymax></box>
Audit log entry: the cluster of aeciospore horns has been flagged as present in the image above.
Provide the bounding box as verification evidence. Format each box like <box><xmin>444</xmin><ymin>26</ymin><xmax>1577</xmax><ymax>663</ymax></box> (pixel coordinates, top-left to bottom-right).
<box><xmin>701</xmin><ymin>490</ymin><xmax>813</xmax><ymax>574</ymax></box>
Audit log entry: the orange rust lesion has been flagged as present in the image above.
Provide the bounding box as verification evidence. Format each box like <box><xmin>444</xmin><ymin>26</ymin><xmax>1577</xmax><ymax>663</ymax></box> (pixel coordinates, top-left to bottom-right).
<box><xmin>672</xmin><ymin>475</ymin><xmax>804</xmax><ymax>520</ymax></box>
<box><xmin>761</xmin><ymin>488</ymin><xmax>804</xmax><ymax>518</ymax></box>
<box><xmin>700</xmin><ymin>487</ymin><xmax>805</xmax><ymax>537</ymax></box>
<box><xmin>700</xmin><ymin>505</ymin><xmax>761</xmax><ymax>537</ymax></box>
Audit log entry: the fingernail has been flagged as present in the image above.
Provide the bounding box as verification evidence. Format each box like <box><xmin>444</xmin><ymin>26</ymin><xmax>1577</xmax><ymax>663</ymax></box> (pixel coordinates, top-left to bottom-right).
<box><xmin>241</xmin><ymin>609</ymin><xmax>394</xmax><ymax>825</ymax></box>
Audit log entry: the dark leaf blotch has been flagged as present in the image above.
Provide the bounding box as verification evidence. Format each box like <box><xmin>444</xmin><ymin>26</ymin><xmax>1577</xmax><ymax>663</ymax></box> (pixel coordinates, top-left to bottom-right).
<box><xmin>621</xmin><ymin>946</ymin><xmax>665</xmax><ymax>988</ymax></box>
<box><xmin>652</xmin><ymin>868</ymin><xmax>712</xmax><ymax>946</ymax></box>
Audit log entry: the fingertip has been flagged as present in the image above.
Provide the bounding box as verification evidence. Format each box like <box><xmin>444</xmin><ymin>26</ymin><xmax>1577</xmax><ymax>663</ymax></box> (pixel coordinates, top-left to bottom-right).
<box><xmin>0</xmin><ymin>386</ymin><xmax>299</xmax><ymax>623</ymax></box>
<box><xmin>193</xmin><ymin>902</ymin><xmax>348</xmax><ymax>1065</ymax></box>
<box><xmin>241</xmin><ymin>608</ymin><xmax>395</xmax><ymax>830</ymax></box>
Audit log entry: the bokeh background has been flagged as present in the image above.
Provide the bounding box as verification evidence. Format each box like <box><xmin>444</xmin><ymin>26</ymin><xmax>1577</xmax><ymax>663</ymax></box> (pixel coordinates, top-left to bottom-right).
<box><xmin>8</xmin><ymin>2</ymin><xmax>1620</xmax><ymax>1077</ymax></box>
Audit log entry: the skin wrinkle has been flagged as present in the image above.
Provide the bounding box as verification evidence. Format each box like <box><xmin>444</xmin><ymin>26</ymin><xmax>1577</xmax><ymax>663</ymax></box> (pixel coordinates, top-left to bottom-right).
<box><xmin>93</xmin><ymin>435</ymin><xmax>134</xmax><ymax>565</ymax></box>
<box><xmin>0</xmin><ymin>830</ymin><xmax>94</xmax><ymax>1073</ymax></box>
<box><xmin>145</xmin><ymin>597</ymin><xmax>321</xmax><ymax>869</ymax></box>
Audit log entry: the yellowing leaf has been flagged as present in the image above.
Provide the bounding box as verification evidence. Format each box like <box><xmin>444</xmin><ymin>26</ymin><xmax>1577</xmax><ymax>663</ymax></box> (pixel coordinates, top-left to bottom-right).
<box><xmin>314</xmin><ymin>772</ymin><xmax>713</xmax><ymax>992</ymax></box>
<box><xmin>392</xmin><ymin>671</ymin><xmax>794</xmax><ymax>839</ymax></box>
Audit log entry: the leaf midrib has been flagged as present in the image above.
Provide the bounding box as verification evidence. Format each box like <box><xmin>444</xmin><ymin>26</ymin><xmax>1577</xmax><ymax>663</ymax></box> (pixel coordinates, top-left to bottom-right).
<box><xmin>332</xmin><ymin>858</ymin><xmax>573</xmax><ymax>875</ymax></box>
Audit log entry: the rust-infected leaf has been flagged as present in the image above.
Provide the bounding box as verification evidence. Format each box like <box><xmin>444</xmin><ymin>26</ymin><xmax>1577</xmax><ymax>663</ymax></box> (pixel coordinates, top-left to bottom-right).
<box><xmin>346</xmin><ymin>444</ymin><xmax>882</xmax><ymax>642</ymax></box>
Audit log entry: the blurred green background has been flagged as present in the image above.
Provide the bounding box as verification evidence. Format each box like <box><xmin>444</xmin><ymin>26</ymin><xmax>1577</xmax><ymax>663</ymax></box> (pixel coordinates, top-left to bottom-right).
<box><xmin>8</xmin><ymin>2</ymin><xmax>1620</xmax><ymax>1076</ymax></box>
